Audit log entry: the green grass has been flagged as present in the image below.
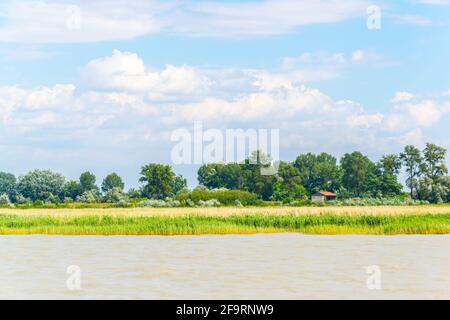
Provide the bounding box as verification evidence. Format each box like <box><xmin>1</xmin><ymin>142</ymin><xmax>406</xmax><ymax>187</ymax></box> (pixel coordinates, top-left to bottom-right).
<box><xmin>0</xmin><ymin>213</ymin><xmax>449</xmax><ymax>235</ymax></box>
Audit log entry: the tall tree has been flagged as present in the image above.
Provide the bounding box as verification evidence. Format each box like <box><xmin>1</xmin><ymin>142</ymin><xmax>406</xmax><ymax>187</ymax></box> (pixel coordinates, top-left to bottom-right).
<box><xmin>64</xmin><ymin>180</ymin><xmax>82</xmax><ymax>200</ymax></box>
<box><xmin>197</xmin><ymin>163</ymin><xmax>243</xmax><ymax>190</ymax></box>
<box><xmin>102</xmin><ymin>173</ymin><xmax>125</xmax><ymax>193</ymax></box>
<box><xmin>272</xmin><ymin>161</ymin><xmax>307</xmax><ymax>201</ymax></box>
<box><xmin>400</xmin><ymin>145</ymin><xmax>423</xmax><ymax>198</ymax></box>
<box><xmin>423</xmin><ymin>143</ymin><xmax>448</xmax><ymax>181</ymax></box>
<box><xmin>79</xmin><ymin>171</ymin><xmax>98</xmax><ymax>193</ymax></box>
<box><xmin>376</xmin><ymin>154</ymin><xmax>403</xmax><ymax>196</ymax></box>
<box><xmin>293</xmin><ymin>153</ymin><xmax>341</xmax><ymax>194</ymax></box>
<box><xmin>241</xmin><ymin>150</ymin><xmax>278</xmax><ymax>200</ymax></box>
<box><xmin>139</xmin><ymin>164</ymin><xmax>176</xmax><ymax>199</ymax></box>
<box><xmin>170</xmin><ymin>174</ymin><xmax>188</xmax><ymax>196</ymax></box>
<box><xmin>340</xmin><ymin>152</ymin><xmax>375</xmax><ymax>197</ymax></box>
<box><xmin>0</xmin><ymin>172</ymin><xmax>16</xmax><ymax>197</ymax></box>
<box><xmin>17</xmin><ymin>170</ymin><xmax>66</xmax><ymax>202</ymax></box>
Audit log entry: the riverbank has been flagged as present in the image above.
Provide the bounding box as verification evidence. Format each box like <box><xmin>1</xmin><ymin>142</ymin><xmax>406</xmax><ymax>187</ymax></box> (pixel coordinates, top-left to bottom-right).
<box><xmin>0</xmin><ymin>207</ymin><xmax>449</xmax><ymax>235</ymax></box>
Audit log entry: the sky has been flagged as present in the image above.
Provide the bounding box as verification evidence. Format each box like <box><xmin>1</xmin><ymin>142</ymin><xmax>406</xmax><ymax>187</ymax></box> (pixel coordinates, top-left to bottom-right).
<box><xmin>0</xmin><ymin>0</ymin><xmax>449</xmax><ymax>188</ymax></box>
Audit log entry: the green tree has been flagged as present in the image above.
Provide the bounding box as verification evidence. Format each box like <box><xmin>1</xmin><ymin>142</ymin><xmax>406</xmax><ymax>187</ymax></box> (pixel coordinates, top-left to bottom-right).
<box><xmin>17</xmin><ymin>170</ymin><xmax>66</xmax><ymax>202</ymax></box>
<box><xmin>340</xmin><ymin>152</ymin><xmax>375</xmax><ymax>197</ymax></box>
<box><xmin>0</xmin><ymin>172</ymin><xmax>16</xmax><ymax>198</ymax></box>
<box><xmin>102</xmin><ymin>172</ymin><xmax>125</xmax><ymax>193</ymax></box>
<box><xmin>293</xmin><ymin>152</ymin><xmax>341</xmax><ymax>195</ymax></box>
<box><xmin>241</xmin><ymin>150</ymin><xmax>278</xmax><ymax>200</ymax></box>
<box><xmin>139</xmin><ymin>164</ymin><xmax>176</xmax><ymax>199</ymax></box>
<box><xmin>273</xmin><ymin>161</ymin><xmax>307</xmax><ymax>201</ymax></box>
<box><xmin>64</xmin><ymin>180</ymin><xmax>82</xmax><ymax>200</ymax></box>
<box><xmin>423</xmin><ymin>143</ymin><xmax>448</xmax><ymax>181</ymax></box>
<box><xmin>197</xmin><ymin>163</ymin><xmax>244</xmax><ymax>190</ymax></box>
<box><xmin>170</xmin><ymin>174</ymin><xmax>188</xmax><ymax>196</ymax></box>
<box><xmin>79</xmin><ymin>171</ymin><xmax>98</xmax><ymax>193</ymax></box>
<box><xmin>400</xmin><ymin>145</ymin><xmax>424</xmax><ymax>198</ymax></box>
<box><xmin>376</xmin><ymin>154</ymin><xmax>403</xmax><ymax>196</ymax></box>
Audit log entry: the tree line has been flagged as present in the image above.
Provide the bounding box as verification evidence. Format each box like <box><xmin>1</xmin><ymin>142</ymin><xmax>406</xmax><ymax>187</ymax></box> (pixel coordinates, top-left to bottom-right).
<box><xmin>0</xmin><ymin>143</ymin><xmax>449</xmax><ymax>205</ymax></box>
<box><xmin>198</xmin><ymin>143</ymin><xmax>449</xmax><ymax>203</ymax></box>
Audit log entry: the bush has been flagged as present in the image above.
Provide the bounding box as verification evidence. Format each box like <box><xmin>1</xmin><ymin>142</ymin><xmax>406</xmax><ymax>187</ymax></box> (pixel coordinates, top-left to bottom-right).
<box><xmin>177</xmin><ymin>189</ymin><xmax>258</xmax><ymax>206</ymax></box>
<box><xmin>234</xmin><ymin>199</ymin><xmax>243</xmax><ymax>207</ymax></box>
<box><xmin>320</xmin><ymin>197</ymin><xmax>429</xmax><ymax>206</ymax></box>
<box><xmin>15</xmin><ymin>194</ymin><xmax>32</xmax><ymax>205</ymax></box>
<box><xmin>76</xmin><ymin>191</ymin><xmax>99</xmax><ymax>204</ymax></box>
<box><xmin>0</xmin><ymin>194</ymin><xmax>13</xmax><ymax>207</ymax></box>
<box><xmin>104</xmin><ymin>187</ymin><xmax>129</xmax><ymax>204</ymax></box>
<box><xmin>198</xmin><ymin>199</ymin><xmax>221</xmax><ymax>207</ymax></box>
<box><xmin>137</xmin><ymin>199</ymin><xmax>181</xmax><ymax>208</ymax></box>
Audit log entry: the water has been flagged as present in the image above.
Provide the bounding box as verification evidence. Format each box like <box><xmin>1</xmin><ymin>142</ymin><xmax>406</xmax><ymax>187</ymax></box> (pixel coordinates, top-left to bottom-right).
<box><xmin>0</xmin><ymin>234</ymin><xmax>449</xmax><ymax>299</ymax></box>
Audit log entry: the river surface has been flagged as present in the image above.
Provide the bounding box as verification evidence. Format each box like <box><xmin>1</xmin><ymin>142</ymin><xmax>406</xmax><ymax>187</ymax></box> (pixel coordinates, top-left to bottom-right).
<box><xmin>0</xmin><ymin>234</ymin><xmax>449</xmax><ymax>299</ymax></box>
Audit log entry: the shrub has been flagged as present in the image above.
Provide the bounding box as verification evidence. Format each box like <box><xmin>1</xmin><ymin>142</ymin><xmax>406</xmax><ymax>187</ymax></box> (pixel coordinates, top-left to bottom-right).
<box><xmin>137</xmin><ymin>199</ymin><xmax>181</xmax><ymax>208</ymax></box>
<box><xmin>234</xmin><ymin>199</ymin><xmax>243</xmax><ymax>207</ymax></box>
<box><xmin>0</xmin><ymin>194</ymin><xmax>13</xmax><ymax>207</ymax></box>
<box><xmin>15</xmin><ymin>194</ymin><xmax>32</xmax><ymax>205</ymax></box>
<box><xmin>178</xmin><ymin>189</ymin><xmax>257</xmax><ymax>206</ymax></box>
<box><xmin>76</xmin><ymin>191</ymin><xmax>99</xmax><ymax>204</ymax></box>
<box><xmin>104</xmin><ymin>187</ymin><xmax>129</xmax><ymax>204</ymax></box>
<box><xmin>198</xmin><ymin>199</ymin><xmax>221</xmax><ymax>207</ymax></box>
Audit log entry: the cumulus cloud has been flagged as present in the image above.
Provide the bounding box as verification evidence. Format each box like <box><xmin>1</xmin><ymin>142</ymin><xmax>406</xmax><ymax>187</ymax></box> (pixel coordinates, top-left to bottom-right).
<box><xmin>2</xmin><ymin>50</ymin><xmax>450</xmax><ymax>177</ymax></box>
<box><xmin>81</xmin><ymin>50</ymin><xmax>211</xmax><ymax>99</ymax></box>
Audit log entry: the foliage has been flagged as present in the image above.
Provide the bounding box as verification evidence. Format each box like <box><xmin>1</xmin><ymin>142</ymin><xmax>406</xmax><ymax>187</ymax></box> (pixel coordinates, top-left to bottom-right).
<box><xmin>76</xmin><ymin>190</ymin><xmax>100</xmax><ymax>204</ymax></box>
<box><xmin>16</xmin><ymin>170</ymin><xmax>66</xmax><ymax>202</ymax></box>
<box><xmin>139</xmin><ymin>164</ymin><xmax>176</xmax><ymax>199</ymax></box>
<box><xmin>423</xmin><ymin>143</ymin><xmax>448</xmax><ymax>181</ymax></box>
<box><xmin>79</xmin><ymin>171</ymin><xmax>98</xmax><ymax>193</ymax></box>
<box><xmin>293</xmin><ymin>152</ymin><xmax>341</xmax><ymax>194</ymax></box>
<box><xmin>1</xmin><ymin>143</ymin><xmax>448</xmax><ymax>205</ymax></box>
<box><xmin>104</xmin><ymin>187</ymin><xmax>129</xmax><ymax>204</ymax></box>
<box><xmin>340</xmin><ymin>152</ymin><xmax>376</xmax><ymax>197</ymax></box>
<box><xmin>400</xmin><ymin>145</ymin><xmax>424</xmax><ymax>198</ymax></box>
<box><xmin>178</xmin><ymin>189</ymin><xmax>258</xmax><ymax>206</ymax></box>
<box><xmin>137</xmin><ymin>199</ymin><xmax>181</xmax><ymax>208</ymax></box>
<box><xmin>0</xmin><ymin>194</ymin><xmax>13</xmax><ymax>207</ymax></box>
<box><xmin>102</xmin><ymin>173</ymin><xmax>125</xmax><ymax>193</ymax></box>
<box><xmin>0</xmin><ymin>172</ymin><xmax>16</xmax><ymax>198</ymax></box>
<box><xmin>64</xmin><ymin>180</ymin><xmax>82</xmax><ymax>201</ymax></box>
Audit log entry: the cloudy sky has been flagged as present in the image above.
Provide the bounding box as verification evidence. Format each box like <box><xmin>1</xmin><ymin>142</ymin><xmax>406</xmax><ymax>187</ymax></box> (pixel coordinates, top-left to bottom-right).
<box><xmin>0</xmin><ymin>0</ymin><xmax>449</xmax><ymax>187</ymax></box>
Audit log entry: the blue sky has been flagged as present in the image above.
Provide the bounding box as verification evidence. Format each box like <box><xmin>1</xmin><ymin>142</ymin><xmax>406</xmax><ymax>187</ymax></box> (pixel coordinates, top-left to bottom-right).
<box><xmin>0</xmin><ymin>0</ymin><xmax>449</xmax><ymax>187</ymax></box>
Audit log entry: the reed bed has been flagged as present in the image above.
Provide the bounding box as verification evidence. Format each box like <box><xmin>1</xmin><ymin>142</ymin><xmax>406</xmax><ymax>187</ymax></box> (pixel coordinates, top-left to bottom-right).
<box><xmin>1</xmin><ymin>205</ymin><xmax>450</xmax><ymax>218</ymax></box>
<box><xmin>0</xmin><ymin>213</ymin><xmax>449</xmax><ymax>235</ymax></box>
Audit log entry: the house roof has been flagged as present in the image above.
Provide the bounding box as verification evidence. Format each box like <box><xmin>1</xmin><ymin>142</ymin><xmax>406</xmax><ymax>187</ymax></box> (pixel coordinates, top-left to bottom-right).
<box><xmin>314</xmin><ymin>191</ymin><xmax>336</xmax><ymax>196</ymax></box>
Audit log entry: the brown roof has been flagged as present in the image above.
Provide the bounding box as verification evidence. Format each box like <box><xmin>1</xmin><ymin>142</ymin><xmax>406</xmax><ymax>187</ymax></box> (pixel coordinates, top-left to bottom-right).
<box><xmin>315</xmin><ymin>191</ymin><xmax>336</xmax><ymax>196</ymax></box>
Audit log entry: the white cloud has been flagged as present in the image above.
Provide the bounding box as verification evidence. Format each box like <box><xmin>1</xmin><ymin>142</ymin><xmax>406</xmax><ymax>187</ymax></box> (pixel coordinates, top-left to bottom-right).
<box><xmin>0</xmin><ymin>0</ymin><xmax>166</xmax><ymax>43</ymax></box>
<box><xmin>171</xmin><ymin>0</ymin><xmax>371</xmax><ymax>37</ymax></box>
<box><xmin>347</xmin><ymin>113</ymin><xmax>384</xmax><ymax>128</ymax></box>
<box><xmin>81</xmin><ymin>50</ymin><xmax>211</xmax><ymax>99</ymax></box>
<box><xmin>392</xmin><ymin>91</ymin><xmax>414</xmax><ymax>103</ymax></box>
<box><xmin>0</xmin><ymin>0</ymin><xmax>371</xmax><ymax>43</ymax></box>
<box><xmin>385</xmin><ymin>99</ymin><xmax>449</xmax><ymax>132</ymax></box>
<box><xmin>1</xmin><ymin>50</ymin><xmax>450</xmax><ymax>179</ymax></box>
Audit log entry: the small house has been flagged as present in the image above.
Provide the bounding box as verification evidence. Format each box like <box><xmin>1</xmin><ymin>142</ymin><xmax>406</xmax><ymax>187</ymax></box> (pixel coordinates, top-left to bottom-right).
<box><xmin>311</xmin><ymin>191</ymin><xmax>337</xmax><ymax>202</ymax></box>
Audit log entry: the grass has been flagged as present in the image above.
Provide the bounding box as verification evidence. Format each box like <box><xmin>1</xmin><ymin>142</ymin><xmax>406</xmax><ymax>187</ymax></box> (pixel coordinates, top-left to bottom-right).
<box><xmin>2</xmin><ymin>204</ymin><xmax>450</xmax><ymax>218</ymax></box>
<box><xmin>0</xmin><ymin>207</ymin><xmax>449</xmax><ymax>235</ymax></box>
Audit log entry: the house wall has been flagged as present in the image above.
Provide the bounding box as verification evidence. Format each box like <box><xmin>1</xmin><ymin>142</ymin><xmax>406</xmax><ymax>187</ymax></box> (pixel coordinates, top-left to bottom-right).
<box><xmin>311</xmin><ymin>195</ymin><xmax>325</xmax><ymax>202</ymax></box>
